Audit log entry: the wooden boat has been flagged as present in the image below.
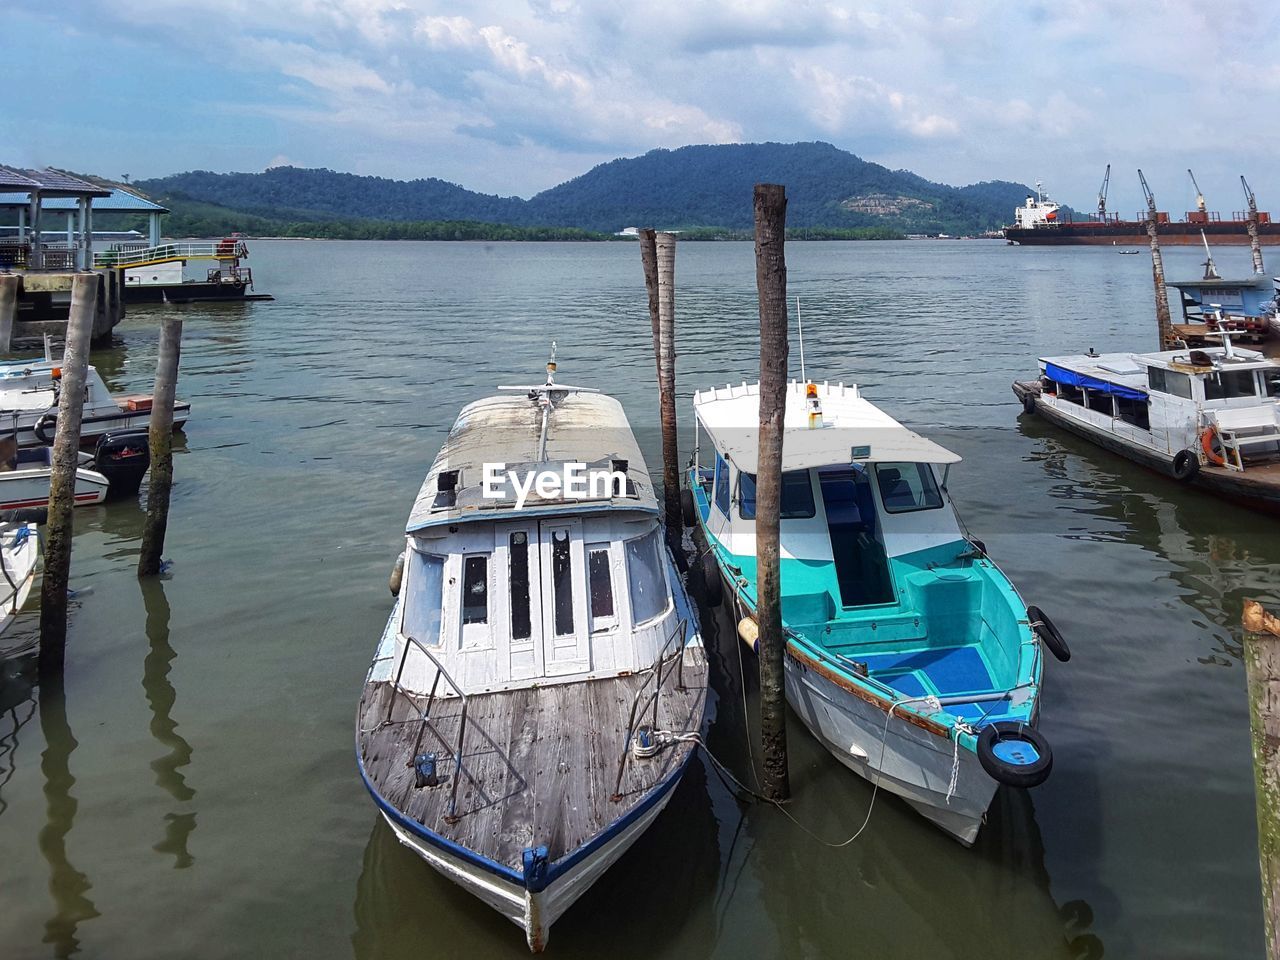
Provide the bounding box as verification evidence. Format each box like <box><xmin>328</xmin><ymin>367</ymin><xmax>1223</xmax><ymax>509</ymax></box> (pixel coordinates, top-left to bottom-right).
<box><xmin>1014</xmin><ymin>331</ymin><xmax>1280</xmax><ymax>513</ymax></box>
<box><xmin>356</xmin><ymin>360</ymin><xmax>706</xmax><ymax>951</ymax></box>
<box><xmin>686</xmin><ymin>380</ymin><xmax>1060</xmax><ymax>845</ymax></box>
<box><xmin>0</xmin><ymin>357</ymin><xmax>189</xmax><ymax>448</ymax></box>
<box><xmin>0</xmin><ymin>518</ymin><xmax>39</xmax><ymax>634</ymax></box>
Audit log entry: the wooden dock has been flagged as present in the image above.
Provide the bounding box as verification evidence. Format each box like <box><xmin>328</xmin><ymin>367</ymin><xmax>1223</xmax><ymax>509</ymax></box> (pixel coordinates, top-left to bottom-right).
<box><xmin>357</xmin><ymin>648</ymin><xmax>707</xmax><ymax>869</ymax></box>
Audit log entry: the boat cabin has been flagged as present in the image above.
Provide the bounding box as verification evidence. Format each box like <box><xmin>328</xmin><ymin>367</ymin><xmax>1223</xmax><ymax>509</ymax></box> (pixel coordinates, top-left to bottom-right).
<box><xmin>1037</xmin><ymin>345</ymin><xmax>1280</xmax><ymax>471</ymax></box>
<box><xmin>377</xmin><ymin>388</ymin><xmax>684</xmax><ymax>697</ymax></box>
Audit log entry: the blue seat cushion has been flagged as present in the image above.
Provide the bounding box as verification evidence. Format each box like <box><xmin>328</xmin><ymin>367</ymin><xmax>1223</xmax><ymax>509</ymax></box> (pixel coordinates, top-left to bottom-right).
<box><xmin>861</xmin><ymin>646</ymin><xmax>993</xmax><ymax>695</ymax></box>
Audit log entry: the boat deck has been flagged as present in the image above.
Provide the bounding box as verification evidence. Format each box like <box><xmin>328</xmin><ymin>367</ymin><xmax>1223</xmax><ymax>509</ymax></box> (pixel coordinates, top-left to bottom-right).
<box><xmin>356</xmin><ymin>649</ymin><xmax>707</xmax><ymax>871</ymax></box>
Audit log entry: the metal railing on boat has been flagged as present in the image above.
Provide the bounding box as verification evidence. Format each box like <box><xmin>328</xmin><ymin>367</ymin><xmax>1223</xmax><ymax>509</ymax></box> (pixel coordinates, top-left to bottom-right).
<box><xmin>93</xmin><ymin>240</ymin><xmax>248</xmax><ymax>269</ymax></box>
<box><xmin>385</xmin><ymin>635</ymin><xmax>470</xmax><ymax>822</ymax></box>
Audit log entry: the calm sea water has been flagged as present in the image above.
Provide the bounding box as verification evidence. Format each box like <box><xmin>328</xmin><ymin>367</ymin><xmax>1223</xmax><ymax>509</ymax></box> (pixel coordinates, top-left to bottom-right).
<box><xmin>1</xmin><ymin>238</ymin><xmax>1277</xmax><ymax>959</ymax></box>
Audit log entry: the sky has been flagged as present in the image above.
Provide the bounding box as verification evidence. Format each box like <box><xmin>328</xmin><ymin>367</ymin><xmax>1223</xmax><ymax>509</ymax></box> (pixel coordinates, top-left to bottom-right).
<box><xmin>4</xmin><ymin>0</ymin><xmax>1279</xmax><ymax>215</ymax></box>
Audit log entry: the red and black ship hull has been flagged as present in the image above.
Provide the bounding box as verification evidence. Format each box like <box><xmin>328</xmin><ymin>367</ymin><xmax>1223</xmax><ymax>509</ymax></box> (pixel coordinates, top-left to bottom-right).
<box><xmin>1005</xmin><ymin>220</ymin><xmax>1280</xmax><ymax>246</ymax></box>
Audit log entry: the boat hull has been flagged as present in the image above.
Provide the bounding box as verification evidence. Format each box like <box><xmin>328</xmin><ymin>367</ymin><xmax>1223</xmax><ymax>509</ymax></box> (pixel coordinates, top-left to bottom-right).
<box><xmin>9</xmin><ymin>403</ymin><xmax>191</xmax><ymax>449</ymax></box>
<box><xmin>0</xmin><ymin>457</ymin><xmax>109</xmax><ymax>511</ymax></box>
<box><xmin>123</xmin><ymin>281</ymin><xmax>273</xmax><ymax>305</ymax></box>
<box><xmin>783</xmin><ymin>649</ymin><xmax>996</xmax><ymax>845</ymax></box>
<box><xmin>373</xmin><ymin>771</ymin><xmax>681</xmax><ymax>951</ymax></box>
<box><xmin>1015</xmin><ymin>381</ymin><xmax>1280</xmax><ymax>515</ymax></box>
<box><xmin>1005</xmin><ymin>221</ymin><xmax>1280</xmax><ymax>245</ymax></box>
<box><xmin>0</xmin><ymin>524</ymin><xmax>39</xmax><ymax>635</ymax></box>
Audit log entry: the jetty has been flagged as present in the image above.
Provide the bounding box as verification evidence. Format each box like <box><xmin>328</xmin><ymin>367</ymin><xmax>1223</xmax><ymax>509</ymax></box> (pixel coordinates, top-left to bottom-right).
<box><xmin>0</xmin><ymin>166</ymin><xmax>127</xmax><ymax>346</ymax></box>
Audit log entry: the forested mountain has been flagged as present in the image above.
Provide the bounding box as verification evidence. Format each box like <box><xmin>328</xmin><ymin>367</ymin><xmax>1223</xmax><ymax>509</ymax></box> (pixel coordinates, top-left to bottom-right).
<box><xmin>136</xmin><ymin>142</ymin><xmax>1032</xmax><ymax>235</ymax></box>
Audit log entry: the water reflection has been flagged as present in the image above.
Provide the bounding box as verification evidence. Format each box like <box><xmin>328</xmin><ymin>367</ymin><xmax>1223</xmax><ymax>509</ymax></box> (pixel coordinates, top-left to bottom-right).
<box><xmin>140</xmin><ymin>579</ymin><xmax>196</xmax><ymax>867</ymax></box>
<box><xmin>0</xmin><ymin>650</ymin><xmax>38</xmax><ymax>817</ymax></box>
<box><xmin>38</xmin><ymin>673</ymin><xmax>99</xmax><ymax>958</ymax></box>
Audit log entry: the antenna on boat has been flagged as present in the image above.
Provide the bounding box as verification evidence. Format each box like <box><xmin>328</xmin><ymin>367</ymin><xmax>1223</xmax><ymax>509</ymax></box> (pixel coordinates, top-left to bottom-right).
<box><xmin>795</xmin><ymin>295</ymin><xmax>806</xmax><ymax>382</ymax></box>
<box><xmin>546</xmin><ymin>340</ymin><xmax>557</xmax><ymax>385</ymax></box>
<box><xmin>1207</xmin><ymin>307</ymin><xmax>1240</xmax><ymax>359</ymax></box>
<box><xmin>42</xmin><ymin>334</ymin><xmax>52</xmax><ymax>362</ymax></box>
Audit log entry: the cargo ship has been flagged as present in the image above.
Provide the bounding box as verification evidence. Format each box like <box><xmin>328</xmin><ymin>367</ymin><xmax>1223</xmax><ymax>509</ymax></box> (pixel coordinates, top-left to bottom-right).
<box><xmin>1004</xmin><ymin>175</ymin><xmax>1280</xmax><ymax>246</ymax></box>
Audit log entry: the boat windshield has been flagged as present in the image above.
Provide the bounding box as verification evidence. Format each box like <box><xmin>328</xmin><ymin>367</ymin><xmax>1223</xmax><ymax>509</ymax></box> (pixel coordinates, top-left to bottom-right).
<box><xmin>402</xmin><ymin>549</ymin><xmax>445</xmax><ymax>646</ymax></box>
<box><xmin>737</xmin><ymin>470</ymin><xmax>817</xmax><ymax>519</ymax></box>
<box><xmin>1267</xmin><ymin>371</ymin><xmax>1280</xmax><ymax>399</ymax></box>
<box><xmin>873</xmin><ymin>463</ymin><xmax>943</xmax><ymax>514</ymax></box>
<box><xmin>1204</xmin><ymin>369</ymin><xmax>1258</xmax><ymax>401</ymax></box>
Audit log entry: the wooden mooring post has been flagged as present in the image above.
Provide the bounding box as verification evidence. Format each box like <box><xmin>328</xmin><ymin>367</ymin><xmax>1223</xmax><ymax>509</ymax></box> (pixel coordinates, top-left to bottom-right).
<box><xmin>38</xmin><ymin>274</ymin><xmax>96</xmax><ymax>680</ymax></box>
<box><xmin>753</xmin><ymin>183</ymin><xmax>790</xmax><ymax>801</ymax></box>
<box><xmin>1244</xmin><ymin>599</ymin><xmax>1280</xmax><ymax>960</ymax></box>
<box><xmin>639</xmin><ymin>229</ymin><xmax>661</xmax><ymax>382</ymax></box>
<box><xmin>0</xmin><ymin>274</ymin><xmax>17</xmax><ymax>354</ymax></box>
<box><xmin>1138</xmin><ymin>170</ymin><xmax>1175</xmax><ymax>350</ymax></box>
<box><xmin>138</xmin><ymin>318</ymin><xmax>183</xmax><ymax>577</ymax></box>
<box><xmin>655</xmin><ymin>233</ymin><xmax>681</xmax><ymax>552</ymax></box>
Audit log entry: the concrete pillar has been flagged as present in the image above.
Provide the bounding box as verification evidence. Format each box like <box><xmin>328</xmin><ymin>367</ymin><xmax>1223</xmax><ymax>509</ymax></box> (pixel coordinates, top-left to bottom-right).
<box><xmin>29</xmin><ymin>194</ymin><xmax>42</xmax><ymax>270</ymax></box>
<box><xmin>149</xmin><ymin>211</ymin><xmax>161</xmax><ymax>247</ymax></box>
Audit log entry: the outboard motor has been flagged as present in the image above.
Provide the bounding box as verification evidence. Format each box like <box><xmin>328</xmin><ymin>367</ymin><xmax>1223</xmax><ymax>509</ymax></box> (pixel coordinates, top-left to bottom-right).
<box><xmin>92</xmin><ymin>429</ymin><xmax>151</xmax><ymax>498</ymax></box>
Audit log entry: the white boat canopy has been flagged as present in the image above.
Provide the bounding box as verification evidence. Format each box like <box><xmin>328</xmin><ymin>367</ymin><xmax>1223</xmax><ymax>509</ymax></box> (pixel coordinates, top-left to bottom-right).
<box><xmin>406</xmin><ymin>388</ymin><xmax>656</xmax><ymax>532</ymax></box>
<box><xmin>693</xmin><ymin>380</ymin><xmax>961</xmax><ymax>474</ymax></box>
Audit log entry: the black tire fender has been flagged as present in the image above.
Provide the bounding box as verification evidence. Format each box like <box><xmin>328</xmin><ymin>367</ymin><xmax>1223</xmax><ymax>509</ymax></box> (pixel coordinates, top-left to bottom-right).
<box><xmin>700</xmin><ymin>552</ymin><xmax>723</xmax><ymax>607</ymax></box>
<box><xmin>1021</xmin><ymin>392</ymin><xmax>1037</xmax><ymax>415</ymax></box>
<box><xmin>1027</xmin><ymin>604</ymin><xmax>1070</xmax><ymax>663</ymax></box>
<box><xmin>34</xmin><ymin>412</ymin><xmax>57</xmax><ymax>445</ymax></box>
<box><xmin>680</xmin><ymin>487</ymin><xmax>696</xmax><ymax>527</ymax></box>
<box><xmin>977</xmin><ymin>722</ymin><xmax>1053</xmax><ymax>788</ymax></box>
<box><xmin>1171</xmin><ymin>449</ymin><xmax>1200</xmax><ymax>482</ymax></box>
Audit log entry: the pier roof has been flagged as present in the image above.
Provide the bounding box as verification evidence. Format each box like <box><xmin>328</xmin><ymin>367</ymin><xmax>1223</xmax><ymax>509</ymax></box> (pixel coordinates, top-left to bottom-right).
<box><xmin>0</xmin><ymin>187</ymin><xmax>167</xmax><ymax>213</ymax></box>
<box><xmin>0</xmin><ymin>167</ymin><xmax>109</xmax><ymax>199</ymax></box>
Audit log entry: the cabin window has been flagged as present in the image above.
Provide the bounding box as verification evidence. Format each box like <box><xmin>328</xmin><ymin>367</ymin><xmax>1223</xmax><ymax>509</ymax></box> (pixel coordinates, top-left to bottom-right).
<box><xmin>588</xmin><ymin>543</ymin><xmax>616</xmax><ymax>630</ymax></box>
<box><xmin>1053</xmin><ymin>380</ymin><xmax>1084</xmax><ymax>405</ymax></box>
<box><xmin>713</xmin><ymin>454</ymin><xmax>730</xmax><ymax>516</ymax></box>
<box><xmin>874</xmin><ymin>463</ymin><xmax>943</xmax><ymax>514</ymax></box>
<box><xmin>1203</xmin><ymin>369</ymin><xmax>1258</xmax><ymax>400</ymax></box>
<box><xmin>1266</xmin><ymin>373</ymin><xmax>1280</xmax><ymax>399</ymax></box>
<box><xmin>551</xmin><ymin>530</ymin><xmax>574</xmax><ymax>636</ymax></box>
<box><xmin>1147</xmin><ymin>367</ymin><xmax>1193</xmax><ymax>399</ymax></box>
<box><xmin>1084</xmin><ymin>389</ymin><xmax>1113</xmax><ymax>416</ymax></box>
<box><xmin>508</xmin><ymin>532</ymin><xmax>532</xmax><ymax>640</ymax></box>
<box><xmin>461</xmin><ymin>555</ymin><xmax>489</xmax><ymax>625</ymax></box>
<box><xmin>626</xmin><ymin>528</ymin><xmax>669</xmax><ymax>625</ymax></box>
<box><xmin>738</xmin><ymin>470</ymin><xmax>817</xmax><ymax>519</ymax></box>
<box><xmin>402</xmin><ymin>551</ymin><xmax>444</xmax><ymax>645</ymax></box>
<box><xmin>1115</xmin><ymin>396</ymin><xmax>1151</xmax><ymax>430</ymax></box>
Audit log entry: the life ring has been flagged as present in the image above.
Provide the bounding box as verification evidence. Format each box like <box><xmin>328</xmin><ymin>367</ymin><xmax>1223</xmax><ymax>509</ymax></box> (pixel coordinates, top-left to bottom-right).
<box><xmin>1200</xmin><ymin>426</ymin><xmax>1226</xmax><ymax>467</ymax></box>
<box><xmin>33</xmin><ymin>412</ymin><xmax>57</xmax><ymax>445</ymax></box>
<box><xmin>977</xmin><ymin>722</ymin><xmax>1053</xmax><ymax>788</ymax></box>
<box><xmin>1171</xmin><ymin>449</ymin><xmax>1200</xmax><ymax>481</ymax></box>
<box><xmin>680</xmin><ymin>487</ymin><xmax>696</xmax><ymax>527</ymax></box>
<box><xmin>1027</xmin><ymin>604</ymin><xmax>1070</xmax><ymax>662</ymax></box>
<box><xmin>1021</xmin><ymin>392</ymin><xmax>1037</xmax><ymax>415</ymax></box>
<box><xmin>700</xmin><ymin>552</ymin><xmax>723</xmax><ymax>606</ymax></box>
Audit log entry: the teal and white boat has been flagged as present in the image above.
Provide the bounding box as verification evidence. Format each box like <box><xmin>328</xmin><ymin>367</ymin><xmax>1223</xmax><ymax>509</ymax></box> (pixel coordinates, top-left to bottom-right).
<box><xmin>686</xmin><ymin>380</ymin><xmax>1066</xmax><ymax>844</ymax></box>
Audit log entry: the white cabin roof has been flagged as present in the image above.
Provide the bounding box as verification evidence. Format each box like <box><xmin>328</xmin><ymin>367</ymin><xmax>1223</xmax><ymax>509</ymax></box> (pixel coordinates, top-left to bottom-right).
<box><xmin>407</xmin><ymin>389</ymin><xmax>656</xmax><ymax>532</ymax></box>
<box><xmin>1041</xmin><ymin>346</ymin><xmax>1279</xmax><ymax>383</ymax></box>
<box><xmin>692</xmin><ymin>380</ymin><xmax>961</xmax><ymax>473</ymax></box>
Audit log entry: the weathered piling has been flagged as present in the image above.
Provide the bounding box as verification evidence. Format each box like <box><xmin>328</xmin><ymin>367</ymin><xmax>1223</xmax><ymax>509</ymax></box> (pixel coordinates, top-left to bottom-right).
<box><xmin>639</xmin><ymin>229</ymin><xmax>661</xmax><ymax>383</ymax></box>
<box><xmin>1244</xmin><ymin>599</ymin><xmax>1280</xmax><ymax>960</ymax></box>
<box><xmin>1244</xmin><ymin>177</ymin><xmax>1266</xmax><ymax>275</ymax></box>
<box><xmin>38</xmin><ymin>274</ymin><xmax>96</xmax><ymax>679</ymax></box>
<box><xmin>1138</xmin><ymin>170</ymin><xmax>1175</xmax><ymax>350</ymax></box>
<box><xmin>753</xmin><ymin>183</ymin><xmax>790</xmax><ymax>801</ymax></box>
<box><xmin>655</xmin><ymin>233</ymin><xmax>681</xmax><ymax>551</ymax></box>
<box><xmin>137</xmin><ymin>318</ymin><xmax>183</xmax><ymax>577</ymax></box>
<box><xmin>0</xmin><ymin>274</ymin><xmax>17</xmax><ymax>354</ymax></box>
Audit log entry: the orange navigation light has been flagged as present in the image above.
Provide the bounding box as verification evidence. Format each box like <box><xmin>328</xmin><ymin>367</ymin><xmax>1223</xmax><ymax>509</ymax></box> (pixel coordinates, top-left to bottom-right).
<box><xmin>806</xmin><ymin>382</ymin><xmax>823</xmax><ymax>430</ymax></box>
<box><xmin>51</xmin><ymin>367</ymin><xmax>62</xmax><ymax>379</ymax></box>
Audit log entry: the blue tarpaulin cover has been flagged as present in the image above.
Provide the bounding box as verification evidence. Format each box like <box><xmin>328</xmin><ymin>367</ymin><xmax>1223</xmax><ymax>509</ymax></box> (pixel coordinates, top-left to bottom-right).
<box><xmin>1044</xmin><ymin>362</ymin><xmax>1148</xmax><ymax>402</ymax></box>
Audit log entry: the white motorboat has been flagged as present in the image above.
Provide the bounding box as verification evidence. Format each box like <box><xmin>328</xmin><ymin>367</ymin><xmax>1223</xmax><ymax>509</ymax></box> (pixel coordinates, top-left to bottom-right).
<box><xmin>0</xmin><ymin>356</ymin><xmax>189</xmax><ymax>448</ymax></box>
<box><xmin>0</xmin><ymin>519</ymin><xmax>39</xmax><ymax>634</ymax></box>
<box><xmin>0</xmin><ymin>429</ymin><xmax>151</xmax><ymax>510</ymax></box>
<box><xmin>356</xmin><ymin>358</ymin><xmax>706</xmax><ymax>951</ymax></box>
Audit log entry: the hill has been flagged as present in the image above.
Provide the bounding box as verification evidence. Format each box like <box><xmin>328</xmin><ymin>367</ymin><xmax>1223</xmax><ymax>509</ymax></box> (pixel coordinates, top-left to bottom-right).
<box><xmin>135</xmin><ymin>142</ymin><xmax>1033</xmax><ymax>236</ymax></box>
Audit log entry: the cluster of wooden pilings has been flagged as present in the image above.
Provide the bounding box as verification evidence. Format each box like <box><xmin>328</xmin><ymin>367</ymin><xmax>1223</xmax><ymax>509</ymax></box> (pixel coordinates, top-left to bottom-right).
<box><xmin>30</xmin><ymin>272</ymin><xmax>182</xmax><ymax>682</ymax></box>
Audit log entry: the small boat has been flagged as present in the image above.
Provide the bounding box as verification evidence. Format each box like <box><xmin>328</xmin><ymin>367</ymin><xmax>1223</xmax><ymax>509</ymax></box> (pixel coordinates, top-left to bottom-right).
<box><xmin>0</xmin><ymin>518</ymin><xmax>40</xmax><ymax>634</ymax></box>
<box><xmin>356</xmin><ymin>357</ymin><xmax>707</xmax><ymax>951</ymax></box>
<box><xmin>0</xmin><ymin>356</ymin><xmax>190</xmax><ymax>448</ymax></box>
<box><xmin>1014</xmin><ymin>332</ymin><xmax>1280</xmax><ymax>513</ymax></box>
<box><xmin>1166</xmin><ymin>238</ymin><xmax>1279</xmax><ymax>345</ymax></box>
<box><xmin>686</xmin><ymin>380</ymin><xmax>1061</xmax><ymax>845</ymax></box>
<box><xmin>0</xmin><ymin>429</ymin><xmax>151</xmax><ymax>510</ymax></box>
<box><xmin>1118</xmin><ymin>249</ymin><xmax>1141</xmax><ymax>255</ymax></box>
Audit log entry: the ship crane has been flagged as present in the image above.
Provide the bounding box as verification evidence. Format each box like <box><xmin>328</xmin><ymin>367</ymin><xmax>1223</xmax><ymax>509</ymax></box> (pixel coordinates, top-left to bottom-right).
<box><xmin>1097</xmin><ymin>163</ymin><xmax>1110</xmax><ymax>221</ymax></box>
<box><xmin>1188</xmin><ymin>169</ymin><xmax>1206</xmax><ymax>214</ymax></box>
<box><xmin>1138</xmin><ymin>169</ymin><xmax>1157</xmax><ymax>219</ymax></box>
